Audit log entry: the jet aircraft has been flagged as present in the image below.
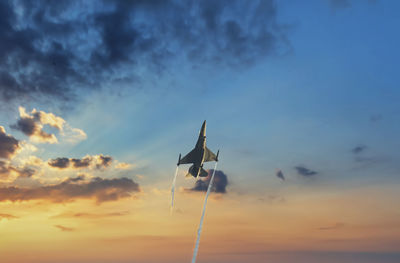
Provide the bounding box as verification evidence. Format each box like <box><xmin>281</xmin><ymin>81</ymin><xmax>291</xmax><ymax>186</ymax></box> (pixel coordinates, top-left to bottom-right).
<box><xmin>178</xmin><ymin>121</ymin><xmax>219</xmax><ymax>178</ymax></box>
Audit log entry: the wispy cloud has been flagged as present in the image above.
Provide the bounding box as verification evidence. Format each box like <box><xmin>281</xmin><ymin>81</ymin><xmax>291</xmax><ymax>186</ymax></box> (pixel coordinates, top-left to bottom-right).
<box><xmin>0</xmin><ymin>213</ymin><xmax>18</xmax><ymax>220</ymax></box>
<box><xmin>352</xmin><ymin>145</ymin><xmax>367</xmax><ymax>155</ymax></box>
<box><xmin>294</xmin><ymin>166</ymin><xmax>318</xmax><ymax>177</ymax></box>
<box><xmin>54</xmin><ymin>225</ymin><xmax>75</xmax><ymax>232</ymax></box>
<box><xmin>53</xmin><ymin>211</ymin><xmax>129</xmax><ymax>219</ymax></box>
<box><xmin>318</xmin><ymin>222</ymin><xmax>345</xmax><ymax>230</ymax></box>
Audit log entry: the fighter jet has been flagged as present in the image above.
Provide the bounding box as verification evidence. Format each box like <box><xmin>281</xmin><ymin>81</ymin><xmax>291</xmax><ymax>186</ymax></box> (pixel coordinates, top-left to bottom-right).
<box><xmin>178</xmin><ymin>121</ymin><xmax>219</xmax><ymax>178</ymax></box>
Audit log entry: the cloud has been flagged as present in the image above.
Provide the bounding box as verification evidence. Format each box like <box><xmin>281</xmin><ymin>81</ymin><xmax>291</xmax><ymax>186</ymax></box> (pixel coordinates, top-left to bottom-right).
<box><xmin>48</xmin><ymin>157</ymin><xmax>70</xmax><ymax>168</ymax></box>
<box><xmin>96</xmin><ymin>155</ymin><xmax>113</xmax><ymax>169</ymax></box>
<box><xmin>13</xmin><ymin>166</ymin><xmax>35</xmax><ymax>178</ymax></box>
<box><xmin>0</xmin><ymin>160</ymin><xmax>36</xmax><ymax>179</ymax></box>
<box><xmin>0</xmin><ymin>160</ymin><xmax>10</xmax><ymax>178</ymax></box>
<box><xmin>115</xmin><ymin>162</ymin><xmax>133</xmax><ymax>170</ymax></box>
<box><xmin>0</xmin><ymin>213</ymin><xmax>18</xmax><ymax>220</ymax></box>
<box><xmin>190</xmin><ymin>170</ymin><xmax>228</xmax><ymax>193</ymax></box>
<box><xmin>53</xmin><ymin>211</ymin><xmax>129</xmax><ymax>219</ymax></box>
<box><xmin>0</xmin><ymin>176</ymin><xmax>139</xmax><ymax>203</ymax></box>
<box><xmin>352</xmin><ymin>145</ymin><xmax>367</xmax><ymax>154</ymax></box>
<box><xmin>61</xmin><ymin>125</ymin><xmax>87</xmax><ymax>142</ymax></box>
<box><xmin>54</xmin><ymin>225</ymin><xmax>75</xmax><ymax>232</ymax></box>
<box><xmin>48</xmin><ymin>154</ymin><xmax>113</xmax><ymax>170</ymax></box>
<box><xmin>275</xmin><ymin>169</ymin><xmax>285</xmax><ymax>181</ymax></box>
<box><xmin>10</xmin><ymin>107</ymin><xmax>58</xmax><ymax>143</ymax></box>
<box><xmin>257</xmin><ymin>195</ymin><xmax>286</xmax><ymax>204</ymax></box>
<box><xmin>22</xmin><ymin>155</ymin><xmax>43</xmax><ymax>167</ymax></box>
<box><xmin>0</xmin><ymin>126</ymin><xmax>20</xmax><ymax>159</ymax></box>
<box><xmin>329</xmin><ymin>0</ymin><xmax>351</xmax><ymax>10</ymax></box>
<box><xmin>71</xmin><ymin>157</ymin><xmax>92</xmax><ymax>168</ymax></box>
<box><xmin>370</xmin><ymin>114</ymin><xmax>383</xmax><ymax>122</ymax></box>
<box><xmin>294</xmin><ymin>166</ymin><xmax>318</xmax><ymax>177</ymax></box>
<box><xmin>318</xmin><ymin>222</ymin><xmax>345</xmax><ymax>230</ymax></box>
<box><xmin>0</xmin><ymin>0</ymin><xmax>290</xmax><ymax>103</ymax></box>
<box><xmin>10</xmin><ymin>107</ymin><xmax>86</xmax><ymax>144</ymax></box>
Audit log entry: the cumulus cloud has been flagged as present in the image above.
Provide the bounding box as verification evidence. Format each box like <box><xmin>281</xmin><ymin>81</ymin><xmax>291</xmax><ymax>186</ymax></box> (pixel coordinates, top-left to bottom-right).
<box><xmin>0</xmin><ymin>0</ymin><xmax>290</xmax><ymax>103</ymax></box>
<box><xmin>294</xmin><ymin>166</ymin><xmax>318</xmax><ymax>177</ymax></box>
<box><xmin>48</xmin><ymin>155</ymin><xmax>113</xmax><ymax>170</ymax></box>
<box><xmin>48</xmin><ymin>157</ymin><xmax>70</xmax><ymax>168</ymax></box>
<box><xmin>96</xmin><ymin>155</ymin><xmax>113</xmax><ymax>169</ymax></box>
<box><xmin>0</xmin><ymin>160</ymin><xmax>36</xmax><ymax>179</ymax></box>
<box><xmin>21</xmin><ymin>155</ymin><xmax>43</xmax><ymax>167</ymax></box>
<box><xmin>0</xmin><ymin>126</ymin><xmax>20</xmax><ymax>159</ymax></box>
<box><xmin>0</xmin><ymin>176</ymin><xmax>139</xmax><ymax>203</ymax></box>
<box><xmin>10</xmin><ymin>107</ymin><xmax>86</xmax><ymax>144</ymax></box>
<box><xmin>10</xmin><ymin>107</ymin><xmax>59</xmax><ymax>143</ymax></box>
<box><xmin>190</xmin><ymin>170</ymin><xmax>228</xmax><ymax>194</ymax></box>
<box><xmin>71</xmin><ymin>157</ymin><xmax>92</xmax><ymax>168</ymax></box>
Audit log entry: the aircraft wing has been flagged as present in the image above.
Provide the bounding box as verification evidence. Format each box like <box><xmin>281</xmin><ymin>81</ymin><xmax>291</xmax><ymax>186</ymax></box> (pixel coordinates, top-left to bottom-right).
<box><xmin>179</xmin><ymin>148</ymin><xmax>197</xmax><ymax>164</ymax></box>
<box><xmin>204</xmin><ymin>147</ymin><xmax>217</xmax><ymax>162</ymax></box>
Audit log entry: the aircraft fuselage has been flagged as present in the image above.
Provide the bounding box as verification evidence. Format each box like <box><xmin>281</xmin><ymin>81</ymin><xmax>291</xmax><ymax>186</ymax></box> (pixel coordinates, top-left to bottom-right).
<box><xmin>191</xmin><ymin>121</ymin><xmax>207</xmax><ymax>177</ymax></box>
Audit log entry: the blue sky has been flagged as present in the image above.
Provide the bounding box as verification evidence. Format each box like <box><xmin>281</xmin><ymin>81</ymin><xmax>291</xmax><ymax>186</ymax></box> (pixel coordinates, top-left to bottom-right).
<box><xmin>0</xmin><ymin>1</ymin><xmax>399</xmax><ymax>263</ymax></box>
<box><xmin>2</xmin><ymin>0</ymin><xmax>397</xmax><ymax>200</ymax></box>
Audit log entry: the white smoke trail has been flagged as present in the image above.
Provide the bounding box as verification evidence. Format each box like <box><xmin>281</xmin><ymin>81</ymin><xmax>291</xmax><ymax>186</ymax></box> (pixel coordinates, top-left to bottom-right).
<box><xmin>191</xmin><ymin>162</ymin><xmax>218</xmax><ymax>263</ymax></box>
<box><xmin>170</xmin><ymin>165</ymin><xmax>179</xmax><ymax>212</ymax></box>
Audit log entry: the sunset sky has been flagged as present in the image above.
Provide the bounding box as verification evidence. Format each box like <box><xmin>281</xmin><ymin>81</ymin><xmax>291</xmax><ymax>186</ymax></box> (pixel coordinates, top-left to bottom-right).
<box><xmin>0</xmin><ymin>1</ymin><xmax>400</xmax><ymax>263</ymax></box>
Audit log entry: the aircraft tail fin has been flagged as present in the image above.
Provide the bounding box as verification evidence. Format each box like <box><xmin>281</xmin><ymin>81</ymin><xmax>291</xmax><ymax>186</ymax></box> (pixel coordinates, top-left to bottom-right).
<box><xmin>199</xmin><ymin>167</ymin><xmax>208</xmax><ymax>177</ymax></box>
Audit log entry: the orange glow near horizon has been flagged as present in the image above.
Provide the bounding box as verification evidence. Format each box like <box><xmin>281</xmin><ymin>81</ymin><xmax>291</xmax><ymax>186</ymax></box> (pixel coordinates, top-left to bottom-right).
<box><xmin>1</xmin><ymin>183</ymin><xmax>399</xmax><ymax>263</ymax></box>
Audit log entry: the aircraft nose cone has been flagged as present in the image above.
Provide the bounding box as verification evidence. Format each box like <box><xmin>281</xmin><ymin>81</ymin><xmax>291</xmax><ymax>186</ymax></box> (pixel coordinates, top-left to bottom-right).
<box><xmin>199</xmin><ymin>120</ymin><xmax>206</xmax><ymax>137</ymax></box>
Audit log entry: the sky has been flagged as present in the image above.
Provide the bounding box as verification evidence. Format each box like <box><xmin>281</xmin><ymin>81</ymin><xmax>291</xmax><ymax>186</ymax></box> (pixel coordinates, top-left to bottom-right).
<box><xmin>0</xmin><ymin>0</ymin><xmax>400</xmax><ymax>262</ymax></box>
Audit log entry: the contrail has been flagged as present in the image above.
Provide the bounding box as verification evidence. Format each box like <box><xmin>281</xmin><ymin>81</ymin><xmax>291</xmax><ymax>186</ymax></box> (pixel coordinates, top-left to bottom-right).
<box><xmin>170</xmin><ymin>165</ymin><xmax>179</xmax><ymax>212</ymax></box>
<box><xmin>191</xmin><ymin>162</ymin><xmax>218</xmax><ymax>263</ymax></box>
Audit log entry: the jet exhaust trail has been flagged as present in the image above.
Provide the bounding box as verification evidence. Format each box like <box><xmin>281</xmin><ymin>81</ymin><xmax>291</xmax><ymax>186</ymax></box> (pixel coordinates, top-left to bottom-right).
<box><xmin>191</xmin><ymin>162</ymin><xmax>218</xmax><ymax>263</ymax></box>
<box><xmin>170</xmin><ymin>165</ymin><xmax>179</xmax><ymax>212</ymax></box>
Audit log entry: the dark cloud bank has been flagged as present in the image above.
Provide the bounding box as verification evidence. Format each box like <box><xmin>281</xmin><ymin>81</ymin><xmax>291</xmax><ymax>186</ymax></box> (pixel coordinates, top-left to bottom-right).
<box><xmin>0</xmin><ymin>0</ymin><xmax>290</xmax><ymax>102</ymax></box>
<box><xmin>0</xmin><ymin>176</ymin><xmax>139</xmax><ymax>203</ymax></box>
<box><xmin>190</xmin><ymin>170</ymin><xmax>228</xmax><ymax>193</ymax></box>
